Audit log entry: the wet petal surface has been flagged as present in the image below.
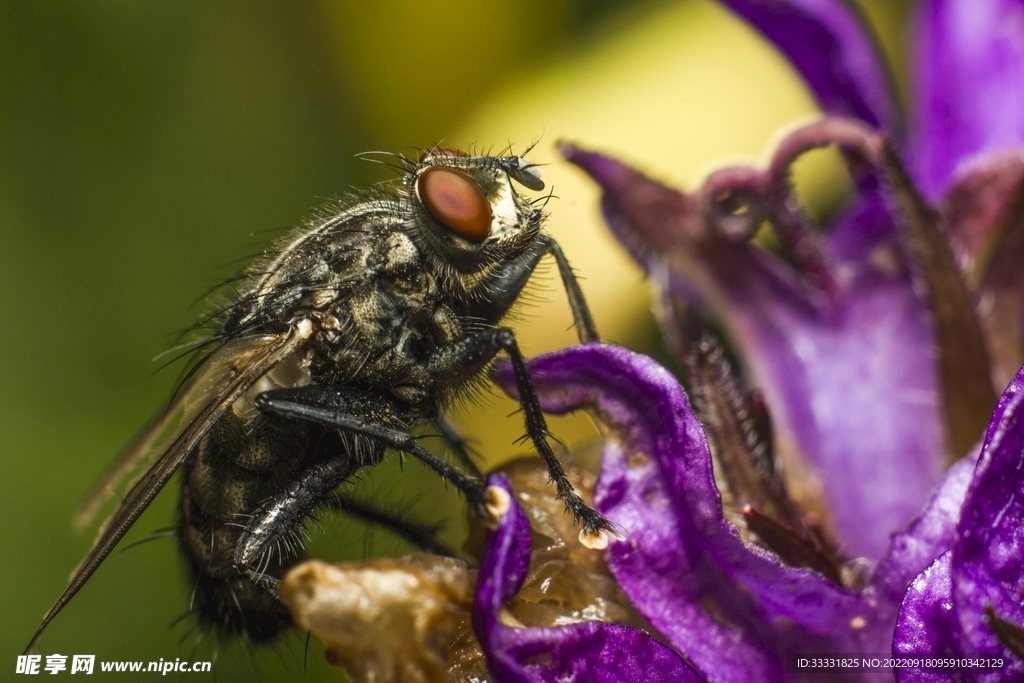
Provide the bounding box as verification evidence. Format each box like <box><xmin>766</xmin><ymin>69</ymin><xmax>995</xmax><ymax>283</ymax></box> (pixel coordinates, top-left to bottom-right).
<box><xmin>950</xmin><ymin>366</ymin><xmax>1024</xmax><ymax>679</ymax></box>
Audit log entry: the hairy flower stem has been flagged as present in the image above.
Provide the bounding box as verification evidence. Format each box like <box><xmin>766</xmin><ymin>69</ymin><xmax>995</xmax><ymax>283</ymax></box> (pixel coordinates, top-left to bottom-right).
<box><xmin>876</xmin><ymin>141</ymin><xmax>998</xmax><ymax>459</ymax></box>
<box><xmin>678</xmin><ymin>309</ymin><xmax>841</xmax><ymax>581</ymax></box>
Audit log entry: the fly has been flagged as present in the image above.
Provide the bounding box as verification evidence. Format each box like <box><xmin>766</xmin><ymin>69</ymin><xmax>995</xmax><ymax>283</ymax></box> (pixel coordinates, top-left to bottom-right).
<box><xmin>26</xmin><ymin>146</ymin><xmax>615</xmax><ymax>648</ymax></box>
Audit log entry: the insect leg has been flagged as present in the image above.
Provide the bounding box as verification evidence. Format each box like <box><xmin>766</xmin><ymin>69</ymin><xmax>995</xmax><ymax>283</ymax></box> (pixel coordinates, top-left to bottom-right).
<box><xmin>428</xmin><ymin>328</ymin><xmax>615</xmax><ymax>541</ymax></box>
<box><xmin>469</xmin><ymin>233</ymin><xmax>599</xmax><ymax>343</ymax></box>
<box><xmin>328</xmin><ymin>492</ymin><xmax>457</xmax><ymax>556</ymax></box>
<box><xmin>234</xmin><ymin>455</ymin><xmax>356</xmax><ymax>595</ymax></box>
<box><xmin>434</xmin><ymin>414</ymin><xmax>482</xmax><ymax>477</ymax></box>
<box><xmin>255</xmin><ymin>388</ymin><xmax>488</xmax><ymax>514</ymax></box>
<box><xmin>546</xmin><ymin>236</ymin><xmax>599</xmax><ymax>344</ymax></box>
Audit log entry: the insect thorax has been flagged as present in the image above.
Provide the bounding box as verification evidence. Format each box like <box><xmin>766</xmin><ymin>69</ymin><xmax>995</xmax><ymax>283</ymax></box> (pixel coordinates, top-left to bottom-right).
<box><xmin>223</xmin><ymin>201</ymin><xmax>476</xmax><ymax>409</ymax></box>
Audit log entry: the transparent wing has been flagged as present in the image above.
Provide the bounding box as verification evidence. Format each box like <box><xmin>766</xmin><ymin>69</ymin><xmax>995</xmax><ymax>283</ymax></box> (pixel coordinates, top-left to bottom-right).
<box><xmin>74</xmin><ymin>334</ymin><xmax>289</xmax><ymax>529</ymax></box>
<box><xmin>26</xmin><ymin>324</ymin><xmax>310</xmax><ymax>653</ymax></box>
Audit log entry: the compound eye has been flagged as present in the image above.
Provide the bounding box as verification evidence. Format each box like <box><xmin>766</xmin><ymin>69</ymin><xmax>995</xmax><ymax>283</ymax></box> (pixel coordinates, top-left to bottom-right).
<box><xmin>417</xmin><ymin>167</ymin><xmax>491</xmax><ymax>243</ymax></box>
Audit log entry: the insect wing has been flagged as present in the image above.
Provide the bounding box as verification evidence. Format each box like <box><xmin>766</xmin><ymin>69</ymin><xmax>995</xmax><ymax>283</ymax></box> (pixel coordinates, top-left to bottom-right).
<box><xmin>75</xmin><ymin>334</ymin><xmax>291</xmax><ymax>530</ymax></box>
<box><xmin>27</xmin><ymin>324</ymin><xmax>310</xmax><ymax>653</ymax></box>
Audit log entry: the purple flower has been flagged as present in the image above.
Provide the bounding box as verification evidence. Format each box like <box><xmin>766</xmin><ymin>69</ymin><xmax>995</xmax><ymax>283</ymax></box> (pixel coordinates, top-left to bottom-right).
<box><xmin>490</xmin><ymin>346</ymin><xmax>975</xmax><ymax>682</ymax></box>
<box><xmin>482</xmin><ymin>340</ymin><xmax>1024</xmax><ymax>682</ymax></box>
<box><xmin>473</xmin><ymin>1</ymin><xmax>1024</xmax><ymax>680</ymax></box>
<box><xmin>558</xmin><ymin>0</ymin><xmax>1024</xmax><ymax>564</ymax></box>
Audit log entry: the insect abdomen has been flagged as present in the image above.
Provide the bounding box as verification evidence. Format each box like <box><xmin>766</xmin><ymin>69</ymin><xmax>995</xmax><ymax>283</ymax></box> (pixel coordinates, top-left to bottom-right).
<box><xmin>177</xmin><ymin>411</ymin><xmax>312</xmax><ymax>641</ymax></box>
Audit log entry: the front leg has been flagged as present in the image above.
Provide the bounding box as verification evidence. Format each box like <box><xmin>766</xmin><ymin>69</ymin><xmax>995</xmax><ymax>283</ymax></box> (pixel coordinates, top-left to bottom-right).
<box><xmin>469</xmin><ymin>233</ymin><xmax>599</xmax><ymax>344</ymax></box>
<box><xmin>429</xmin><ymin>327</ymin><xmax>616</xmax><ymax>546</ymax></box>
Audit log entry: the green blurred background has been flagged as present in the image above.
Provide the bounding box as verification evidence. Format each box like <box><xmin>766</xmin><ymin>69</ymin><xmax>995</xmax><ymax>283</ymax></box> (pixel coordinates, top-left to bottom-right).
<box><xmin>0</xmin><ymin>1</ymin><xmax>909</xmax><ymax>680</ymax></box>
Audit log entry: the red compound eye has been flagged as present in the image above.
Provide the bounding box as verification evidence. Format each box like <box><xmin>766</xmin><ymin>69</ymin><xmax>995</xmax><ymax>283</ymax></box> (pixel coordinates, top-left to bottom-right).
<box><xmin>417</xmin><ymin>167</ymin><xmax>491</xmax><ymax>242</ymax></box>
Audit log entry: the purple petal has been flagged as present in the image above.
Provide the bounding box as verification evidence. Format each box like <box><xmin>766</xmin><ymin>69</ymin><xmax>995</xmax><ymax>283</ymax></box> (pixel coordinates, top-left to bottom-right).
<box><xmin>870</xmin><ymin>449</ymin><xmax>977</xmax><ymax>639</ymax></box>
<box><xmin>593</xmin><ymin>406</ymin><xmax>785</xmax><ymax>679</ymax></box>
<box><xmin>950</xmin><ymin>365</ymin><xmax>1024</xmax><ymax>676</ymax></box>
<box><xmin>718</xmin><ymin>0</ymin><xmax>900</xmax><ymax>132</ymax></box>
<box><xmin>910</xmin><ymin>0</ymin><xmax>1024</xmax><ymax>200</ymax></box>
<box><xmin>497</xmin><ymin>623</ymin><xmax>707</xmax><ymax>683</ymax></box>
<box><xmin>563</xmin><ymin>144</ymin><xmax>944</xmax><ymax>560</ymax></box>
<box><xmin>474</xmin><ymin>474</ymin><xmax>704</xmax><ymax>683</ymax></box>
<box><xmin>892</xmin><ymin>552</ymin><xmax>960</xmax><ymax>683</ymax></box>
<box><xmin>495</xmin><ymin>346</ymin><xmax>884</xmax><ymax>683</ymax></box>
<box><xmin>824</xmin><ymin>189</ymin><xmax>896</xmax><ymax>264</ymax></box>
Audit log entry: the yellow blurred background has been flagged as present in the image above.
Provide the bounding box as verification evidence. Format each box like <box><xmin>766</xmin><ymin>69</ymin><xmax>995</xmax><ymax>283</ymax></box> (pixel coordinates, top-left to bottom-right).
<box><xmin>0</xmin><ymin>1</ymin><xmax>909</xmax><ymax>680</ymax></box>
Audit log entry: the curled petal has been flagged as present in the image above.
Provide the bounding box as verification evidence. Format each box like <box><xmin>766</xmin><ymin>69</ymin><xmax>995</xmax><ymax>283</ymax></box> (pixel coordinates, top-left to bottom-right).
<box><xmin>718</xmin><ymin>0</ymin><xmax>901</xmax><ymax>133</ymax></box>
<box><xmin>495</xmin><ymin>346</ymin><xmax>878</xmax><ymax>683</ymax></box>
<box><xmin>911</xmin><ymin>0</ymin><xmax>1024</xmax><ymax>200</ymax></box>
<box><xmin>474</xmin><ymin>474</ymin><xmax>704</xmax><ymax>683</ymax></box>
<box><xmin>951</xmin><ymin>365</ymin><xmax>1024</xmax><ymax>677</ymax></box>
